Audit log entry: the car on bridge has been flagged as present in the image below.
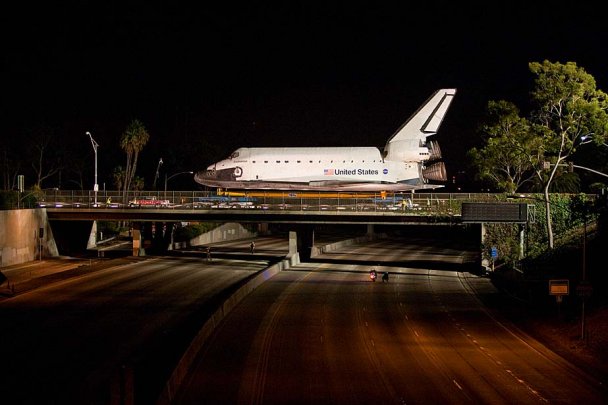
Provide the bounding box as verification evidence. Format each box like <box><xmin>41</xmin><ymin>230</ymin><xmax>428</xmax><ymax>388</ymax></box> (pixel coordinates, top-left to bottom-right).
<box><xmin>128</xmin><ymin>197</ymin><xmax>171</xmax><ymax>208</ymax></box>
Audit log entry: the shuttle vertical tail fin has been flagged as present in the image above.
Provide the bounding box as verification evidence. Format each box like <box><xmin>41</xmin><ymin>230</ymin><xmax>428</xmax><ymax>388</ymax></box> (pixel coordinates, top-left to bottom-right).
<box><xmin>384</xmin><ymin>88</ymin><xmax>456</xmax><ymax>162</ymax></box>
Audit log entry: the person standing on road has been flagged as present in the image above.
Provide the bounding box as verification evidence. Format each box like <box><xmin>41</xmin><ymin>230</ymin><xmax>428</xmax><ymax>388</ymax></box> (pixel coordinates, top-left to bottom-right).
<box><xmin>206</xmin><ymin>246</ymin><xmax>211</xmax><ymax>262</ymax></box>
<box><xmin>250</xmin><ymin>241</ymin><xmax>255</xmax><ymax>254</ymax></box>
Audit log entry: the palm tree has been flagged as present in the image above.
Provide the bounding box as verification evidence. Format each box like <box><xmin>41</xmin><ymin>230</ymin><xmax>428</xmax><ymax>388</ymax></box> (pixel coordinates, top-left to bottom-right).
<box><xmin>112</xmin><ymin>166</ymin><xmax>125</xmax><ymax>191</ymax></box>
<box><xmin>120</xmin><ymin>119</ymin><xmax>150</xmax><ymax>202</ymax></box>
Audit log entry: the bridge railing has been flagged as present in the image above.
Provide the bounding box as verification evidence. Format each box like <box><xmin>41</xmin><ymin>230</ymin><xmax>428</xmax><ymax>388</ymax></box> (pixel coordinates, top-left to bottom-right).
<box><xmin>9</xmin><ymin>190</ymin><xmax>518</xmax><ymax>215</ymax></box>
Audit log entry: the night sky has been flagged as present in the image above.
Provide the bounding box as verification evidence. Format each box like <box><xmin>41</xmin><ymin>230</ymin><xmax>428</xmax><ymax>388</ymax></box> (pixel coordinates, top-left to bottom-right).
<box><xmin>2</xmin><ymin>2</ymin><xmax>607</xmax><ymax>190</ymax></box>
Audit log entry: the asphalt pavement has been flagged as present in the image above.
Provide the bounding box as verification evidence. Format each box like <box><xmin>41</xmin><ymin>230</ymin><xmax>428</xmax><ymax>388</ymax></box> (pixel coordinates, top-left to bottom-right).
<box><xmin>0</xmin><ymin>256</ymin><xmax>146</xmax><ymax>298</ymax></box>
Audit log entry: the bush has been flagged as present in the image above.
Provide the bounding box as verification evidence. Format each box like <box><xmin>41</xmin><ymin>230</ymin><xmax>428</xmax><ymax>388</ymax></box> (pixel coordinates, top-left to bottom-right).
<box><xmin>484</xmin><ymin>193</ymin><xmax>599</xmax><ymax>268</ymax></box>
<box><xmin>97</xmin><ymin>221</ymin><xmax>121</xmax><ymax>237</ymax></box>
<box><xmin>0</xmin><ymin>191</ymin><xmax>19</xmax><ymax>209</ymax></box>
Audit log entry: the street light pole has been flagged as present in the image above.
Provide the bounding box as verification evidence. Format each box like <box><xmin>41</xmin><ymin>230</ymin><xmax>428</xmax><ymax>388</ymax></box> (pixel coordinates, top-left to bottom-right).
<box><xmin>153</xmin><ymin>158</ymin><xmax>163</xmax><ymax>190</ymax></box>
<box><xmin>164</xmin><ymin>171</ymin><xmax>194</xmax><ymax>196</ymax></box>
<box><xmin>544</xmin><ymin>162</ymin><xmax>608</xmax><ymax>179</ymax></box>
<box><xmin>86</xmin><ymin>132</ymin><xmax>99</xmax><ymax>205</ymax></box>
<box><xmin>581</xmin><ymin>208</ymin><xmax>587</xmax><ymax>340</ymax></box>
<box><xmin>580</xmin><ymin>132</ymin><xmax>608</xmax><ymax>148</ymax></box>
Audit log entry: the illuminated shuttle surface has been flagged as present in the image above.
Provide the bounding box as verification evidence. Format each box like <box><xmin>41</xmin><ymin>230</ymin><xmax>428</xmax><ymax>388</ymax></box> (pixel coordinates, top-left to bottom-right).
<box><xmin>195</xmin><ymin>88</ymin><xmax>456</xmax><ymax>192</ymax></box>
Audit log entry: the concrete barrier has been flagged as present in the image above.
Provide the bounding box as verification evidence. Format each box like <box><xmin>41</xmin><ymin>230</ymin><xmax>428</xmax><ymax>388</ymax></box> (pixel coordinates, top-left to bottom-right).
<box><xmin>171</xmin><ymin>222</ymin><xmax>256</xmax><ymax>250</ymax></box>
<box><xmin>310</xmin><ymin>233</ymin><xmax>387</xmax><ymax>257</ymax></box>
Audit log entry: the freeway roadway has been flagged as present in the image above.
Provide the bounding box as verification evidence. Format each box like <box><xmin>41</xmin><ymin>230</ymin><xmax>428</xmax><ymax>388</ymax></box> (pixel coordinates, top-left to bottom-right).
<box><xmin>174</xmin><ymin>236</ymin><xmax>607</xmax><ymax>404</ymax></box>
<box><xmin>2</xmin><ymin>230</ymin><xmax>606</xmax><ymax>404</ymax></box>
<box><xmin>0</xmin><ymin>237</ymin><xmax>289</xmax><ymax>405</ymax></box>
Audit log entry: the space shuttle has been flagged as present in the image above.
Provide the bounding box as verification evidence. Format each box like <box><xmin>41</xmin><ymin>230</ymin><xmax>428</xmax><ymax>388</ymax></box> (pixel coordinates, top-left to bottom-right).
<box><xmin>194</xmin><ymin>88</ymin><xmax>456</xmax><ymax>192</ymax></box>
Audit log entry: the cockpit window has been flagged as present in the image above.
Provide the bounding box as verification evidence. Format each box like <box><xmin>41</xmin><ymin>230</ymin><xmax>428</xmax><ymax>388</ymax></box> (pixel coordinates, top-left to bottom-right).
<box><xmin>229</xmin><ymin>151</ymin><xmax>239</xmax><ymax>159</ymax></box>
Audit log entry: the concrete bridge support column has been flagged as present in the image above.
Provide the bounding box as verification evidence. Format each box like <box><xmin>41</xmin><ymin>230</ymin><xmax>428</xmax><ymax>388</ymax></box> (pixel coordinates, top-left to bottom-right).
<box><xmin>298</xmin><ymin>225</ymin><xmax>314</xmax><ymax>261</ymax></box>
<box><xmin>151</xmin><ymin>221</ymin><xmax>176</xmax><ymax>253</ymax></box>
<box><xmin>288</xmin><ymin>225</ymin><xmax>315</xmax><ymax>261</ymax></box>
<box><xmin>87</xmin><ymin>220</ymin><xmax>98</xmax><ymax>249</ymax></box>
<box><xmin>258</xmin><ymin>223</ymin><xmax>269</xmax><ymax>235</ymax></box>
<box><xmin>132</xmin><ymin>223</ymin><xmax>143</xmax><ymax>257</ymax></box>
<box><xmin>366</xmin><ymin>224</ymin><xmax>375</xmax><ymax>237</ymax></box>
<box><xmin>289</xmin><ymin>231</ymin><xmax>298</xmax><ymax>256</ymax></box>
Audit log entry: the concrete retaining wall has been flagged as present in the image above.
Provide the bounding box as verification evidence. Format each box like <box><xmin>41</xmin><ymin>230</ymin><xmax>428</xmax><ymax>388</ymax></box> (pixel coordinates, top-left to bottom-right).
<box><xmin>171</xmin><ymin>222</ymin><xmax>256</xmax><ymax>250</ymax></box>
<box><xmin>0</xmin><ymin>209</ymin><xmax>58</xmax><ymax>267</ymax></box>
<box><xmin>310</xmin><ymin>232</ymin><xmax>387</xmax><ymax>257</ymax></box>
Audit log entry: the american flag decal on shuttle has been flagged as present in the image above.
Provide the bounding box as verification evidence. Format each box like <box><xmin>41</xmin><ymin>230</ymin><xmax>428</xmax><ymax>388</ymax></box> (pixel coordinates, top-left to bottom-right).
<box><xmin>324</xmin><ymin>169</ymin><xmax>334</xmax><ymax>175</ymax></box>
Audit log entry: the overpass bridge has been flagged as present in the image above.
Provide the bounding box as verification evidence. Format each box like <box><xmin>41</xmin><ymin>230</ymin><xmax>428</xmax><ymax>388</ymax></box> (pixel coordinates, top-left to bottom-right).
<box><xmin>41</xmin><ymin>190</ymin><xmax>533</xmax><ymax>228</ymax></box>
<box><xmin>45</xmin><ymin>205</ymin><xmax>462</xmax><ymax>262</ymax></box>
<box><xmin>34</xmin><ymin>190</ymin><xmax>531</xmax><ymax>262</ymax></box>
<box><xmin>38</xmin><ymin>190</ymin><xmax>506</xmax><ymax>224</ymax></box>
<box><xmin>45</xmin><ymin>207</ymin><xmax>460</xmax><ymax>225</ymax></box>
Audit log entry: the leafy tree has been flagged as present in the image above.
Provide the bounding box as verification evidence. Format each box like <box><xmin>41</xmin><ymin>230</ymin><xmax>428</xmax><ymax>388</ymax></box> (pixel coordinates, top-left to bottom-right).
<box><xmin>468</xmin><ymin>100</ymin><xmax>543</xmax><ymax>193</ymax></box>
<box><xmin>529</xmin><ymin>61</ymin><xmax>608</xmax><ymax>248</ymax></box>
<box><xmin>131</xmin><ymin>175</ymin><xmax>144</xmax><ymax>191</ymax></box>
<box><xmin>481</xmin><ymin>193</ymin><xmax>594</xmax><ymax>271</ymax></box>
<box><xmin>120</xmin><ymin>119</ymin><xmax>150</xmax><ymax>201</ymax></box>
<box><xmin>472</xmin><ymin>61</ymin><xmax>608</xmax><ymax>249</ymax></box>
<box><xmin>112</xmin><ymin>166</ymin><xmax>125</xmax><ymax>191</ymax></box>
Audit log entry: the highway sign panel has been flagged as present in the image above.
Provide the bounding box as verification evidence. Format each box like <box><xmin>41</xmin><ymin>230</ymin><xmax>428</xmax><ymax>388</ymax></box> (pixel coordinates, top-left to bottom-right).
<box><xmin>549</xmin><ymin>279</ymin><xmax>569</xmax><ymax>296</ymax></box>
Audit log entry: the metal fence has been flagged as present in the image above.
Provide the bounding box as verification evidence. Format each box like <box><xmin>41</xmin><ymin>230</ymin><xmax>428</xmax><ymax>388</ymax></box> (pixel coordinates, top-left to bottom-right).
<box><xmin>2</xmin><ymin>189</ymin><xmax>518</xmax><ymax>215</ymax></box>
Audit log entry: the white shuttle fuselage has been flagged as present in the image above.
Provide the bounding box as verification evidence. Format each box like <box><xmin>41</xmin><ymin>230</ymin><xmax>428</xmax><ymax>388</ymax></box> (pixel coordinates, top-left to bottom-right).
<box><xmin>195</xmin><ymin>88</ymin><xmax>456</xmax><ymax>192</ymax></box>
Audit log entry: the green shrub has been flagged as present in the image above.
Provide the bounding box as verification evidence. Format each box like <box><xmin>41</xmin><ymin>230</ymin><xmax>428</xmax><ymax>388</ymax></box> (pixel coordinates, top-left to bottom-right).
<box><xmin>174</xmin><ymin>222</ymin><xmax>219</xmax><ymax>242</ymax></box>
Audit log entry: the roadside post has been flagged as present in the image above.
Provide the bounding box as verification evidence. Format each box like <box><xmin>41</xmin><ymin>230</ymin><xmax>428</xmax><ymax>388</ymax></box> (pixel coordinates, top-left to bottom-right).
<box><xmin>490</xmin><ymin>246</ymin><xmax>498</xmax><ymax>272</ymax></box>
<box><xmin>549</xmin><ymin>279</ymin><xmax>569</xmax><ymax>320</ymax></box>
<box><xmin>577</xmin><ymin>280</ymin><xmax>593</xmax><ymax>340</ymax></box>
<box><xmin>39</xmin><ymin>227</ymin><xmax>44</xmax><ymax>261</ymax></box>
